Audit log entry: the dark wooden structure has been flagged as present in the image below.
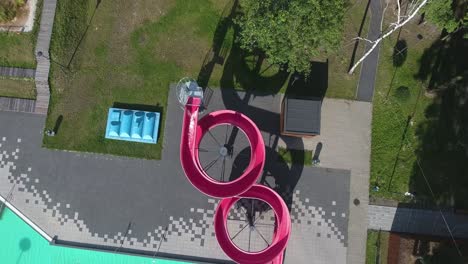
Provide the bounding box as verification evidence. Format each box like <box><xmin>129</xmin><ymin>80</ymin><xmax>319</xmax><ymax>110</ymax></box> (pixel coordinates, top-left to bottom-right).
<box><xmin>280</xmin><ymin>96</ymin><xmax>321</xmax><ymax>137</ymax></box>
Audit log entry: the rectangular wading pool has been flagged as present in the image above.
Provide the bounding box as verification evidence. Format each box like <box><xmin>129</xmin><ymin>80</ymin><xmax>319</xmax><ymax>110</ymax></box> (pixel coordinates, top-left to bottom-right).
<box><xmin>105</xmin><ymin>108</ymin><xmax>160</xmax><ymax>144</ymax></box>
<box><xmin>0</xmin><ymin>208</ymin><xmax>187</xmax><ymax>264</ymax></box>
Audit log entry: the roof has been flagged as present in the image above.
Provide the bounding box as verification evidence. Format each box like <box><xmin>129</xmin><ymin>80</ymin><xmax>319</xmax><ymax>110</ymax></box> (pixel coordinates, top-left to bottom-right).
<box><xmin>282</xmin><ymin>97</ymin><xmax>321</xmax><ymax>136</ymax></box>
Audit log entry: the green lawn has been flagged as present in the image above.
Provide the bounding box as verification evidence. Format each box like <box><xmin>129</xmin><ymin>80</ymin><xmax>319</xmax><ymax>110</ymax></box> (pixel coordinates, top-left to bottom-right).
<box><xmin>325</xmin><ymin>0</ymin><xmax>370</xmax><ymax>99</ymax></box>
<box><xmin>44</xmin><ymin>0</ymin><xmax>230</xmax><ymax>159</ymax></box>
<box><xmin>366</xmin><ymin>230</ymin><xmax>389</xmax><ymax>264</ymax></box>
<box><xmin>0</xmin><ymin>77</ymin><xmax>36</xmax><ymax>99</ymax></box>
<box><xmin>277</xmin><ymin>147</ymin><xmax>313</xmax><ymax>166</ymax></box>
<box><xmin>370</xmin><ymin>20</ymin><xmax>435</xmax><ymax>201</ymax></box>
<box><xmin>207</xmin><ymin>0</ymin><xmax>369</xmax><ymax>99</ymax></box>
<box><xmin>44</xmin><ymin>0</ymin><xmax>370</xmax><ymax>159</ymax></box>
<box><xmin>370</xmin><ymin>10</ymin><xmax>468</xmax><ymax>208</ymax></box>
<box><xmin>0</xmin><ymin>0</ymin><xmax>43</xmax><ymax>68</ymax></box>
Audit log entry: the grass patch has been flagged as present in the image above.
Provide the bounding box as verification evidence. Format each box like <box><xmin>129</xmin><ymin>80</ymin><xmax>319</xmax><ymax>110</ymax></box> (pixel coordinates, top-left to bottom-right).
<box><xmin>370</xmin><ymin>20</ymin><xmax>436</xmax><ymax>200</ymax></box>
<box><xmin>368</xmin><ymin>2</ymin><xmax>468</xmax><ymax>206</ymax></box>
<box><xmin>0</xmin><ymin>0</ymin><xmax>26</xmax><ymax>23</ymax></box>
<box><xmin>0</xmin><ymin>78</ymin><xmax>36</xmax><ymax>99</ymax></box>
<box><xmin>366</xmin><ymin>230</ymin><xmax>389</xmax><ymax>264</ymax></box>
<box><xmin>324</xmin><ymin>0</ymin><xmax>370</xmax><ymax>99</ymax></box>
<box><xmin>0</xmin><ymin>0</ymin><xmax>43</xmax><ymax>68</ymax></box>
<box><xmin>45</xmin><ymin>0</ymin><xmax>230</xmax><ymax>159</ymax></box>
<box><xmin>44</xmin><ymin>0</ymin><xmax>370</xmax><ymax>159</ymax></box>
<box><xmin>0</xmin><ymin>32</ymin><xmax>36</xmax><ymax>68</ymax></box>
<box><xmin>277</xmin><ymin>147</ymin><xmax>312</xmax><ymax>166</ymax></box>
<box><xmin>206</xmin><ymin>0</ymin><xmax>369</xmax><ymax>99</ymax></box>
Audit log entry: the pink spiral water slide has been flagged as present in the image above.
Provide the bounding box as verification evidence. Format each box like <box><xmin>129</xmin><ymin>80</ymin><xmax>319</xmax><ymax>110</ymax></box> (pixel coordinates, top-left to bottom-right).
<box><xmin>180</xmin><ymin>96</ymin><xmax>291</xmax><ymax>263</ymax></box>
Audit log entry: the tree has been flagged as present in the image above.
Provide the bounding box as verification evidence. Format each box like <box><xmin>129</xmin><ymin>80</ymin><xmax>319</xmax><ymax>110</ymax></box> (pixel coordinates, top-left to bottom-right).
<box><xmin>424</xmin><ymin>0</ymin><xmax>467</xmax><ymax>33</ymax></box>
<box><xmin>235</xmin><ymin>0</ymin><xmax>345</xmax><ymax>75</ymax></box>
<box><xmin>349</xmin><ymin>0</ymin><xmax>430</xmax><ymax>74</ymax></box>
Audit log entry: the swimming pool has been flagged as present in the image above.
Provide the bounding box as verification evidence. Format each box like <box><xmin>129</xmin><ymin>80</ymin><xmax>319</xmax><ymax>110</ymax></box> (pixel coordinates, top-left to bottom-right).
<box><xmin>0</xmin><ymin>208</ymin><xmax>188</xmax><ymax>264</ymax></box>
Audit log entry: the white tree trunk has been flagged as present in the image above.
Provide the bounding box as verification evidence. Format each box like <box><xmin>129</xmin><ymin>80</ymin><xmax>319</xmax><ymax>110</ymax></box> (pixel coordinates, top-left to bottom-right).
<box><xmin>348</xmin><ymin>0</ymin><xmax>430</xmax><ymax>74</ymax></box>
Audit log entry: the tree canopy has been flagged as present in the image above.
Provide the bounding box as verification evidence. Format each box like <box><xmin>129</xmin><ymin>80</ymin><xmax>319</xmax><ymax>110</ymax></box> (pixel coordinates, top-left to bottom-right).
<box><xmin>235</xmin><ymin>0</ymin><xmax>345</xmax><ymax>74</ymax></box>
<box><xmin>425</xmin><ymin>0</ymin><xmax>467</xmax><ymax>33</ymax></box>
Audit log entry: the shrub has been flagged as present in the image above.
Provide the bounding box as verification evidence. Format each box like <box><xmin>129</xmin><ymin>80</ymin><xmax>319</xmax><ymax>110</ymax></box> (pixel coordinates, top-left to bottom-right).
<box><xmin>0</xmin><ymin>0</ymin><xmax>26</xmax><ymax>23</ymax></box>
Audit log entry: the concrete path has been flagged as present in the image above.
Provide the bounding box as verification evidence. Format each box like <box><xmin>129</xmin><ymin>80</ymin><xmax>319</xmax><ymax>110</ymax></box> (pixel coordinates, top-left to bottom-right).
<box><xmin>0</xmin><ymin>67</ymin><xmax>35</xmax><ymax>79</ymax></box>
<box><xmin>368</xmin><ymin>205</ymin><xmax>468</xmax><ymax>239</ymax></box>
<box><xmin>0</xmin><ymin>97</ymin><xmax>36</xmax><ymax>113</ymax></box>
<box><xmin>275</xmin><ymin>98</ymin><xmax>373</xmax><ymax>264</ymax></box>
<box><xmin>34</xmin><ymin>0</ymin><xmax>57</xmax><ymax>115</ymax></box>
<box><xmin>0</xmin><ymin>87</ymin><xmax>352</xmax><ymax>264</ymax></box>
<box><xmin>356</xmin><ymin>0</ymin><xmax>383</xmax><ymax>102</ymax></box>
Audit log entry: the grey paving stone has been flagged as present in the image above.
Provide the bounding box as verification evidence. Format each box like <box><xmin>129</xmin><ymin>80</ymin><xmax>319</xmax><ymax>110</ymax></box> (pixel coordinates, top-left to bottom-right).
<box><xmin>0</xmin><ymin>86</ymin><xmax>352</xmax><ymax>264</ymax></box>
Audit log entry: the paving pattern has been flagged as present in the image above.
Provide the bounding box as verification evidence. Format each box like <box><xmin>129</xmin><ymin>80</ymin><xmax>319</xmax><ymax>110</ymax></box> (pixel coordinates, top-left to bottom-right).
<box><xmin>0</xmin><ymin>86</ymin><xmax>352</xmax><ymax>263</ymax></box>
<box><xmin>368</xmin><ymin>205</ymin><xmax>468</xmax><ymax>238</ymax></box>
<box><xmin>0</xmin><ymin>97</ymin><xmax>36</xmax><ymax>113</ymax></box>
<box><xmin>209</xmin><ymin>88</ymin><xmax>372</xmax><ymax>264</ymax></box>
<box><xmin>0</xmin><ymin>67</ymin><xmax>35</xmax><ymax>79</ymax></box>
<box><xmin>34</xmin><ymin>0</ymin><xmax>57</xmax><ymax>115</ymax></box>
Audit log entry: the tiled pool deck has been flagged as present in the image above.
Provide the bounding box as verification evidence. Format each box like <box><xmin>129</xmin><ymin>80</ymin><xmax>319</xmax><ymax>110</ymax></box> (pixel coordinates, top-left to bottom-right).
<box><xmin>0</xmin><ymin>207</ymin><xmax>185</xmax><ymax>264</ymax></box>
<box><xmin>0</xmin><ymin>87</ymin><xmax>361</xmax><ymax>263</ymax></box>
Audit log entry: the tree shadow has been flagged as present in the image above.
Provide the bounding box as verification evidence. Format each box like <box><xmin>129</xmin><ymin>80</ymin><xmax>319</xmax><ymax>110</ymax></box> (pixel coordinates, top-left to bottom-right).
<box><xmin>230</xmin><ymin>143</ymin><xmax>304</xmax><ymax>215</ymax></box>
<box><xmin>216</xmin><ymin>88</ymin><xmax>306</xmax><ymax>210</ymax></box>
<box><xmin>348</xmin><ymin>0</ymin><xmax>372</xmax><ymax>72</ymax></box>
<box><xmin>197</xmin><ymin>0</ymin><xmax>239</xmax><ymax>88</ymax></box>
<box><xmin>113</xmin><ymin>102</ymin><xmax>163</xmax><ymax>114</ymax></box>
<box><xmin>393</xmin><ymin>86</ymin><xmax>411</xmax><ymax>102</ymax></box>
<box><xmin>53</xmin><ymin>115</ymin><xmax>63</xmax><ymax>135</ymax></box>
<box><xmin>415</xmin><ymin>30</ymin><xmax>467</xmax><ymax>90</ymax></box>
<box><xmin>216</xmin><ymin>11</ymin><xmax>290</xmax><ymax>94</ymax></box>
<box><xmin>393</xmin><ymin>39</ymin><xmax>408</xmax><ymax>67</ymax></box>
<box><xmin>195</xmin><ymin>0</ymin><xmax>313</xmax><ymax>212</ymax></box>
<box><xmin>286</xmin><ymin>60</ymin><xmax>329</xmax><ymax>98</ymax></box>
<box><xmin>221</xmin><ymin>43</ymin><xmax>290</xmax><ymax>94</ymax></box>
<box><xmin>197</xmin><ymin>0</ymin><xmax>290</xmax><ymax>94</ymax></box>
<box><xmin>410</xmin><ymin>29</ymin><xmax>468</xmax><ymax>208</ymax></box>
<box><xmin>16</xmin><ymin>238</ymin><xmax>31</xmax><ymax>264</ymax></box>
<box><xmin>386</xmin><ymin>38</ymin><xmax>409</xmax><ymax>98</ymax></box>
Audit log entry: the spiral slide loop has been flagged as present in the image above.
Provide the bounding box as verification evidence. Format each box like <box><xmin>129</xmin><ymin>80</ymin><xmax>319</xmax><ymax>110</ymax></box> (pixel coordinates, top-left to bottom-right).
<box><xmin>180</xmin><ymin>96</ymin><xmax>291</xmax><ymax>263</ymax></box>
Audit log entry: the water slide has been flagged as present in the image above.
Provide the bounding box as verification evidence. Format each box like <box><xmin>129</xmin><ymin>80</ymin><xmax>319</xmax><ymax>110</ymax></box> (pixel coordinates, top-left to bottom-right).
<box><xmin>180</xmin><ymin>96</ymin><xmax>291</xmax><ymax>264</ymax></box>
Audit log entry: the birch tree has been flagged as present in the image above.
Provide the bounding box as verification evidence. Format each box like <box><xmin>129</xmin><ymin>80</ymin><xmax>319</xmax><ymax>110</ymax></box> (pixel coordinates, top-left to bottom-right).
<box><xmin>348</xmin><ymin>0</ymin><xmax>430</xmax><ymax>74</ymax></box>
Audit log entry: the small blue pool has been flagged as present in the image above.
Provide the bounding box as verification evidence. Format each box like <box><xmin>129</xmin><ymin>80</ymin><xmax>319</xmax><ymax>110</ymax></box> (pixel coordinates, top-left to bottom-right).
<box><xmin>105</xmin><ymin>108</ymin><xmax>160</xmax><ymax>144</ymax></box>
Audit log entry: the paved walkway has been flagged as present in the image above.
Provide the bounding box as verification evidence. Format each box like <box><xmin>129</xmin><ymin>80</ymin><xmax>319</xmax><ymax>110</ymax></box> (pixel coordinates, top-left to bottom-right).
<box><xmin>356</xmin><ymin>0</ymin><xmax>383</xmax><ymax>102</ymax></box>
<box><xmin>0</xmin><ymin>97</ymin><xmax>36</xmax><ymax>113</ymax></box>
<box><xmin>34</xmin><ymin>0</ymin><xmax>57</xmax><ymax>115</ymax></box>
<box><xmin>0</xmin><ymin>87</ymin><xmax>352</xmax><ymax>264</ymax></box>
<box><xmin>368</xmin><ymin>205</ymin><xmax>468</xmax><ymax>238</ymax></box>
<box><xmin>248</xmin><ymin>94</ymin><xmax>373</xmax><ymax>264</ymax></box>
<box><xmin>0</xmin><ymin>67</ymin><xmax>35</xmax><ymax>79</ymax></box>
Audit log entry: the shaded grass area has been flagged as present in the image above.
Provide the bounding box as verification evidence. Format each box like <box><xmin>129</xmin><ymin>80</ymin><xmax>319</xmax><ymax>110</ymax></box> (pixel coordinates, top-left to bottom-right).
<box><xmin>0</xmin><ymin>33</ymin><xmax>35</xmax><ymax>67</ymax></box>
<box><xmin>0</xmin><ymin>0</ymin><xmax>43</xmax><ymax>68</ymax></box>
<box><xmin>410</xmin><ymin>30</ymin><xmax>468</xmax><ymax>208</ymax></box>
<box><xmin>45</xmin><ymin>0</ymin><xmax>229</xmax><ymax>159</ymax></box>
<box><xmin>366</xmin><ymin>230</ymin><xmax>389</xmax><ymax>264</ymax></box>
<box><xmin>370</xmin><ymin>18</ymin><xmax>438</xmax><ymax>201</ymax></box>
<box><xmin>277</xmin><ymin>147</ymin><xmax>312</xmax><ymax>166</ymax></box>
<box><xmin>324</xmin><ymin>0</ymin><xmax>370</xmax><ymax>99</ymax></box>
<box><xmin>0</xmin><ymin>78</ymin><xmax>36</xmax><ymax>99</ymax></box>
<box><xmin>206</xmin><ymin>0</ymin><xmax>369</xmax><ymax>99</ymax></box>
<box><xmin>370</xmin><ymin>3</ymin><xmax>468</xmax><ymax>208</ymax></box>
